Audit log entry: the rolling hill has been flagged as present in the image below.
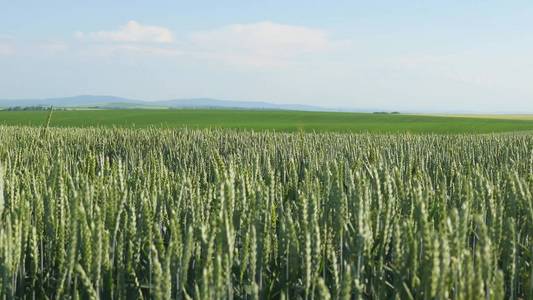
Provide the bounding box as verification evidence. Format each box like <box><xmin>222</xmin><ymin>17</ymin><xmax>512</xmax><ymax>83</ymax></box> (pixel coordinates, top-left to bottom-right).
<box><xmin>0</xmin><ymin>95</ymin><xmax>328</xmax><ymax>111</ymax></box>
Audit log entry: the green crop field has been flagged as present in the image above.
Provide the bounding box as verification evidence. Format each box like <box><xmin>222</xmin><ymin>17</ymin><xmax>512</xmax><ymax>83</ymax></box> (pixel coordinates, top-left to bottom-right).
<box><xmin>2</xmin><ymin>109</ymin><xmax>533</xmax><ymax>133</ymax></box>
<box><xmin>432</xmin><ymin>114</ymin><xmax>533</xmax><ymax>121</ymax></box>
<box><xmin>0</xmin><ymin>126</ymin><xmax>531</xmax><ymax>299</ymax></box>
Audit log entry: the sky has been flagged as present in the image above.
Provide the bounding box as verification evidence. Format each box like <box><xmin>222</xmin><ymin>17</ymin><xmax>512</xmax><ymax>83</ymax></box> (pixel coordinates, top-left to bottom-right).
<box><xmin>1</xmin><ymin>0</ymin><xmax>533</xmax><ymax>113</ymax></box>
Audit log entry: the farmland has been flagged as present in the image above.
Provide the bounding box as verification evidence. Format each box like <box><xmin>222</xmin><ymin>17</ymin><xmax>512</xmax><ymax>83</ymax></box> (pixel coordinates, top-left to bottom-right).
<box><xmin>0</xmin><ymin>125</ymin><xmax>531</xmax><ymax>299</ymax></box>
<box><xmin>432</xmin><ymin>114</ymin><xmax>533</xmax><ymax>121</ymax></box>
<box><xmin>1</xmin><ymin>109</ymin><xmax>533</xmax><ymax>133</ymax></box>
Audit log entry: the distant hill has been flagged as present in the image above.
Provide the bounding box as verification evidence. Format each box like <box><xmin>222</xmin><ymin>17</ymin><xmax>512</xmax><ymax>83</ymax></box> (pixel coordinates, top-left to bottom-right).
<box><xmin>0</xmin><ymin>95</ymin><xmax>144</xmax><ymax>108</ymax></box>
<box><xmin>0</xmin><ymin>95</ymin><xmax>329</xmax><ymax>111</ymax></box>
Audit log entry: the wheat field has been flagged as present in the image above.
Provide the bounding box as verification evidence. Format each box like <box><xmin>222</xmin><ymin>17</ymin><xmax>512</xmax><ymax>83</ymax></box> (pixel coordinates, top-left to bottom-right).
<box><xmin>0</xmin><ymin>126</ymin><xmax>531</xmax><ymax>299</ymax></box>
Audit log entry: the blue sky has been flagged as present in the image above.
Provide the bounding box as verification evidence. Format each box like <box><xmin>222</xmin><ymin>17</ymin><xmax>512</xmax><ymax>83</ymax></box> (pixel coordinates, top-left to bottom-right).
<box><xmin>1</xmin><ymin>1</ymin><xmax>533</xmax><ymax>112</ymax></box>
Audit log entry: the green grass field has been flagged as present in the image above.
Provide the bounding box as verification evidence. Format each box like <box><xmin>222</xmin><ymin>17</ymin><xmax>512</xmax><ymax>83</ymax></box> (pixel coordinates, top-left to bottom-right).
<box><xmin>1</xmin><ymin>109</ymin><xmax>533</xmax><ymax>133</ymax></box>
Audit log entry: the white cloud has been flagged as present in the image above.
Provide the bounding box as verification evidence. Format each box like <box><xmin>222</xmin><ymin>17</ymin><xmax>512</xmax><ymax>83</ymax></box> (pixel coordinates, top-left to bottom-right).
<box><xmin>189</xmin><ymin>21</ymin><xmax>335</xmax><ymax>67</ymax></box>
<box><xmin>72</xmin><ymin>21</ymin><xmax>339</xmax><ymax>67</ymax></box>
<box><xmin>76</xmin><ymin>20</ymin><xmax>174</xmax><ymax>44</ymax></box>
<box><xmin>79</xmin><ymin>44</ymin><xmax>182</xmax><ymax>57</ymax></box>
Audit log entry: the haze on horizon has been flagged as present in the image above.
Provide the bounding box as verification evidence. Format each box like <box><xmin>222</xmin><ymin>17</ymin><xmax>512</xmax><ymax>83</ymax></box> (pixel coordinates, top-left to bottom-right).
<box><xmin>1</xmin><ymin>1</ymin><xmax>533</xmax><ymax>113</ymax></box>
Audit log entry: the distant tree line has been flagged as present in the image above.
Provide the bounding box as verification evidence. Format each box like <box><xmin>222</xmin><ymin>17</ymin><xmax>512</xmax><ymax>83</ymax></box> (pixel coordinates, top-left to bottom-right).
<box><xmin>3</xmin><ymin>106</ymin><xmax>65</xmax><ymax>111</ymax></box>
<box><xmin>373</xmin><ymin>111</ymin><xmax>400</xmax><ymax>114</ymax></box>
